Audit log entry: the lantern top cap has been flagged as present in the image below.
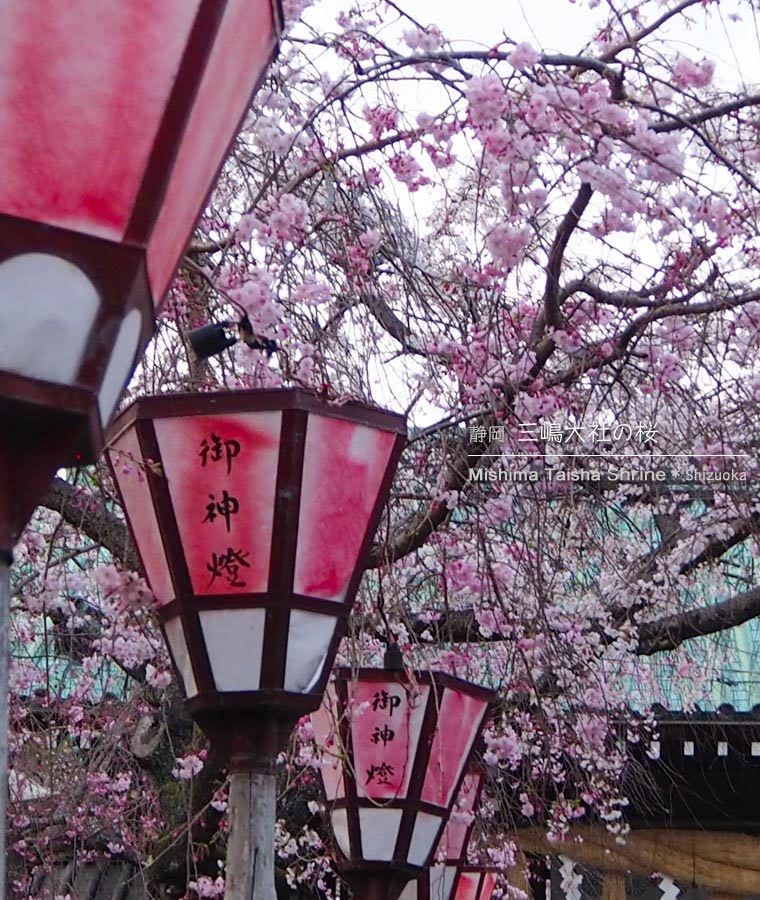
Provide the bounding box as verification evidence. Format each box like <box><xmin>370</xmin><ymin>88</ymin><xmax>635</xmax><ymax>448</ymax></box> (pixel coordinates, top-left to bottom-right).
<box><xmin>106</xmin><ymin>388</ymin><xmax>407</xmax><ymax>442</ymax></box>
<box><xmin>332</xmin><ymin>666</ymin><xmax>495</xmax><ymax>702</ymax></box>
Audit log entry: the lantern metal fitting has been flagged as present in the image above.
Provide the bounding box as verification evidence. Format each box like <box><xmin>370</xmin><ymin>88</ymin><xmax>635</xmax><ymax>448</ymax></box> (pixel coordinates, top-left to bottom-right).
<box><xmin>188</xmin><ymin>315</ymin><xmax>278</xmax><ymax>361</ymax></box>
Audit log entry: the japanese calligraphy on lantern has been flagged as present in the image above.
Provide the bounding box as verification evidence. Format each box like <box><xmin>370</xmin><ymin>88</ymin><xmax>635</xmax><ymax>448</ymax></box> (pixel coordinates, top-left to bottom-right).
<box><xmin>154</xmin><ymin>412</ymin><xmax>282</xmax><ymax>595</ymax></box>
<box><xmin>349</xmin><ymin>680</ymin><xmax>430</xmax><ymax>800</ymax></box>
<box><xmin>198</xmin><ymin>432</ymin><xmax>250</xmax><ymax>586</ymax></box>
<box><xmin>203</xmin><ymin>489</ymin><xmax>240</xmax><ymax>532</ymax></box>
<box><xmin>206</xmin><ymin>546</ymin><xmax>251</xmax><ymax>587</ymax></box>
<box><xmin>199</xmin><ymin>433</ymin><xmax>240</xmax><ymax>473</ymax></box>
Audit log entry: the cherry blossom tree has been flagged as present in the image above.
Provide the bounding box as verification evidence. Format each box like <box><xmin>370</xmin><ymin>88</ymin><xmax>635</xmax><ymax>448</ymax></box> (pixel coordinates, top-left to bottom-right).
<box><xmin>9</xmin><ymin>0</ymin><xmax>760</xmax><ymax>896</ymax></box>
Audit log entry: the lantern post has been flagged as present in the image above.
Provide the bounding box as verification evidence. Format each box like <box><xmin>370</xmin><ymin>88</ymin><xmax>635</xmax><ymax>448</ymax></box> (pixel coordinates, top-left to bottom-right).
<box><xmin>0</xmin><ymin>3</ymin><xmax>283</xmax><ymax>891</ymax></box>
<box><xmin>106</xmin><ymin>389</ymin><xmax>406</xmax><ymax>900</ymax></box>
<box><xmin>312</xmin><ymin>667</ymin><xmax>494</xmax><ymax>900</ymax></box>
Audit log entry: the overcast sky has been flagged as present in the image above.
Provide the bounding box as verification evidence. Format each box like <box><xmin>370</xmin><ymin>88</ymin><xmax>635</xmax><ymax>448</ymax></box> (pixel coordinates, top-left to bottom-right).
<box><xmin>382</xmin><ymin>0</ymin><xmax>760</xmax><ymax>88</ymax></box>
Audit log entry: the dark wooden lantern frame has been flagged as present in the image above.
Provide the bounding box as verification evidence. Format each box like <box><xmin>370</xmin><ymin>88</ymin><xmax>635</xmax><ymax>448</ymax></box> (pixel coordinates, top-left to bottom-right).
<box><xmin>107</xmin><ymin>389</ymin><xmax>407</xmax><ymax>770</ymax></box>
<box><xmin>322</xmin><ymin>667</ymin><xmax>494</xmax><ymax>900</ymax></box>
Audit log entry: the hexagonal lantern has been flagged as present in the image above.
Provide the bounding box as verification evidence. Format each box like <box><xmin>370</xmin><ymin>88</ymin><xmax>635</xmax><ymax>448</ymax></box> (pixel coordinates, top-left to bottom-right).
<box><xmin>106</xmin><ymin>389</ymin><xmax>406</xmax><ymax>768</ymax></box>
<box><xmin>312</xmin><ymin>668</ymin><xmax>494</xmax><ymax>900</ymax></box>
<box><xmin>0</xmin><ymin>0</ymin><xmax>282</xmax><ymax>548</ymax></box>
<box><xmin>399</xmin><ymin>771</ymin><xmax>498</xmax><ymax>900</ymax></box>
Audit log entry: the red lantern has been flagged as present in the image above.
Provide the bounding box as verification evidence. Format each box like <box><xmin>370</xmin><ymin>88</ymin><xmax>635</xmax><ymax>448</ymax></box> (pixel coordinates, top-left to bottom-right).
<box><xmin>106</xmin><ymin>389</ymin><xmax>406</xmax><ymax>767</ymax></box>
<box><xmin>0</xmin><ymin>0</ymin><xmax>282</xmax><ymax>545</ymax></box>
<box><xmin>400</xmin><ymin>772</ymin><xmax>497</xmax><ymax>900</ymax></box>
<box><xmin>313</xmin><ymin>668</ymin><xmax>494</xmax><ymax>900</ymax></box>
<box><xmin>408</xmin><ymin>868</ymin><xmax>499</xmax><ymax>900</ymax></box>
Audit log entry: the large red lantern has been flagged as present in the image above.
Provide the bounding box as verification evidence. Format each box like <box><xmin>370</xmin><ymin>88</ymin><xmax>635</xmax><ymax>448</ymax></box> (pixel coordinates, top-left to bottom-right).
<box><xmin>313</xmin><ymin>668</ymin><xmax>494</xmax><ymax>900</ymax></box>
<box><xmin>0</xmin><ymin>0</ymin><xmax>282</xmax><ymax>546</ymax></box>
<box><xmin>107</xmin><ymin>388</ymin><xmax>405</xmax><ymax>900</ymax></box>
<box><xmin>106</xmin><ymin>389</ymin><xmax>406</xmax><ymax>766</ymax></box>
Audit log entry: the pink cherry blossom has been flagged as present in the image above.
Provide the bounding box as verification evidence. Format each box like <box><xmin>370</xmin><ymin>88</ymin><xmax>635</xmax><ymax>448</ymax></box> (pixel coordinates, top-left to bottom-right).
<box><xmin>508</xmin><ymin>42</ymin><xmax>540</xmax><ymax>68</ymax></box>
<box><xmin>486</xmin><ymin>223</ymin><xmax>532</xmax><ymax>266</ymax></box>
<box><xmin>671</xmin><ymin>55</ymin><xmax>715</xmax><ymax>89</ymax></box>
<box><xmin>466</xmin><ymin>74</ymin><xmax>509</xmax><ymax>125</ymax></box>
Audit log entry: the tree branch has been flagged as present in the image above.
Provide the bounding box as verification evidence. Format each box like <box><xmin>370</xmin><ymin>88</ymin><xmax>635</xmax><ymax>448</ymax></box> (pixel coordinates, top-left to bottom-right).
<box><xmin>652</xmin><ymin>93</ymin><xmax>760</xmax><ymax>135</ymax></box>
<box><xmin>636</xmin><ymin>587</ymin><xmax>760</xmax><ymax>654</ymax></box>
<box><xmin>41</xmin><ymin>477</ymin><xmax>139</xmax><ymax>572</ymax></box>
<box><xmin>531</xmin><ymin>182</ymin><xmax>594</xmax><ymax>345</ymax></box>
<box><xmin>403</xmin><ymin>584</ymin><xmax>760</xmax><ymax>658</ymax></box>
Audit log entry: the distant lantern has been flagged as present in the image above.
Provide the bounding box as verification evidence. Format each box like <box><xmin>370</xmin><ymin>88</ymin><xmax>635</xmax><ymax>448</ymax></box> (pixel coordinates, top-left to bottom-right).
<box><xmin>0</xmin><ymin>0</ymin><xmax>282</xmax><ymax>545</ymax></box>
<box><xmin>399</xmin><ymin>771</ymin><xmax>498</xmax><ymax>900</ymax></box>
<box><xmin>313</xmin><ymin>667</ymin><xmax>494</xmax><ymax>900</ymax></box>
<box><xmin>106</xmin><ymin>389</ymin><xmax>406</xmax><ymax>768</ymax></box>
<box><xmin>415</xmin><ymin>868</ymin><xmax>499</xmax><ymax>900</ymax></box>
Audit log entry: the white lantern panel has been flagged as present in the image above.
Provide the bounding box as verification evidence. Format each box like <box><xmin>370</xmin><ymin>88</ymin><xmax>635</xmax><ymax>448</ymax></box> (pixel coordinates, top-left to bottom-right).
<box><xmin>310</xmin><ymin>691</ymin><xmax>346</xmax><ymax>800</ymax></box>
<box><xmin>407</xmin><ymin>811</ymin><xmax>443</xmax><ymax>867</ymax></box>
<box><xmin>109</xmin><ymin>427</ymin><xmax>174</xmax><ymax>605</ymax></box>
<box><xmin>147</xmin><ymin>0</ymin><xmax>276</xmax><ymax>298</ymax></box>
<box><xmin>199</xmin><ymin>608</ymin><xmax>265</xmax><ymax>691</ymax></box>
<box><xmin>165</xmin><ymin>617</ymin><xmax>198</xmax><ymax>698</ymax></box>
<box><xmin>0</xmin><ymin>254</ymin><xmax>99</xmax><ymax>383</ymax></box>
<box><xmin>155</xmin><ymin>411</ymin><xmax>281</xmax><ymax>596</ymax></box>
<box><xmin>431</xmin><ymin>866</ymin><xmax>457</xmax><ymax>900</ymax></box>
<box><xmin>331</xmin><ymin>809</ymin><xmax>351</xmax><ymax>858</ymax></box>
<box><xmin>0</xmin><ymin>2</ymin><xmax>200</xmax><ymax>240</ymax></box>
<box><xmin>284</xmin><ymin>610</ymin><xmax>336</xmax><ymax>693</ymax></box>
<box><xmin>399</xmin><ymin>881</ymin><xmax>418</xmax><ymax>900</ymax></box>
<box><xmin>359</xmin><ymin>808</ymin><xmax>403</xmax><ymax>861</ymax></box>
<box><xmin>294</xmin><ymin>417</ymin><xmax>398</xmax><ymax>601</ymax></box>
<box><xmin>98</xmin><ymin>308</ymin><xmax>142</xmax><ymax>425</ymax></box>
<box><xmin>421</xmin><ymin>689</ymin><xmax>489</xmax><ymax>807</ymax></box>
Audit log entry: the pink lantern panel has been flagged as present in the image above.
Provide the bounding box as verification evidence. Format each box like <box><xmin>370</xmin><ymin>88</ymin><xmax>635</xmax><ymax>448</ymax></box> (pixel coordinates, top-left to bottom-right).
<box><xmin>294</xmin><ymin>416</ymin><xmax>399</xmax><ymax>603</ymax></box>
<box><xmin>313</xmin><ymin>668</ymin><xmax>493</xmax><ymax>878</ymax></box>
<box><xmin>453</xmin><ymin>870</ymin><xmax>497</xmax><ymax>900</ymax></box>
<box><xmin>106</xmin><ymin>390</ymin><xmax>407</xmax><ymax>738</ymax></box>
<box><xmin>422</xmin><ymin>690</ymin><xmax>488</xmax><ymax>808</ymax></box>
<box><xmin>147</xmin><ymin>0</ymin><xmax>277</xmax><ymax>297</ymax></box>
<box><xmin>0</xmin><ymin>1</ymin><xmax>199</xmax><ymax>241</ymax></box>
<box><xmin>154</xmin><ymin>410</ymin><xmax>282</xmax><ymax>597</ymax></box>
<box><xmin>310</xmin><ymin>687</ymin><xmax>346</xmax><ymax>801</ymax></box>
<box><xmin>400</xmin><ymin>868</ymin><xmax>498</xmax><ymax>900</ymax></box>
<box><xmin>435</xmin><ymin>771</ymin><xmax>484</xmax><ymax>864</ymax></box>
<box><xmin>0</xmin><ymin>0</ymin><xmax>281</xmax><ymax>254</ymax></box>
<box><xmin>109</xmin><ymin>425</ymin><xmax>174</xmax><ymax>605</ymax></box>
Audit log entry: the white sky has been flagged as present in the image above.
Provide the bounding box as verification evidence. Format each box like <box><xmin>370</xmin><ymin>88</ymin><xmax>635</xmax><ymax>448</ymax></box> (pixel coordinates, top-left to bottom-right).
<box><xmin>384</xmin><ymin>0</ymin><xmax>760</xmax><ymax>87</ymax></box>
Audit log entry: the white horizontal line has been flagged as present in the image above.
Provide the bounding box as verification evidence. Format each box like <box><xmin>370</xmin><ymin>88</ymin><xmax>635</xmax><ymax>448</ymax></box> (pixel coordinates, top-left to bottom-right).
<box><xmin>475</xmin><ymin>454</ymin><xmax>749</xmax><ymax>458</ymax></box>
